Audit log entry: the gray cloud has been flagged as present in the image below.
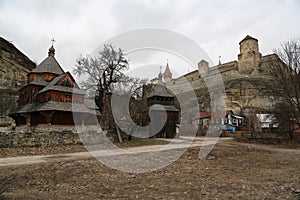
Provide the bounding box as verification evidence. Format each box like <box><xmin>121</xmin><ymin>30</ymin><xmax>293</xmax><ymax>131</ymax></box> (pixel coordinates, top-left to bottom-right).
<box><xmin>0</xmin><ymin>0</ymin><xmax>300</xmax><ymax>79</ymax></box>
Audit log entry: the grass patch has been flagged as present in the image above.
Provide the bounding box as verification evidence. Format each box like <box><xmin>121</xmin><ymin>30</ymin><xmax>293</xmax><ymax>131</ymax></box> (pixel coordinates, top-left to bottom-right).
<box><xmin>117</xmin><ymin>138</ymin><xmax>169</xmax><ymax>148</ymax></box>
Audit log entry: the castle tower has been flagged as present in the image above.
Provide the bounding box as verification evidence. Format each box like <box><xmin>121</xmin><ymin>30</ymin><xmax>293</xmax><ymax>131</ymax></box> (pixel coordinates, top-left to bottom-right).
<box><xmin>238</xmin><ymin>35</ymin><xmax>262</xmax><ymax>74</ymax></box>
<box><xmin>163</xmin><ymin>62</ymin><xmax>172</xmax><ymax>83</ymax></box>
<box><xmin>198</xmin><ymin>59</ymin><xmax>209</xmax><ymax>76</ymax></box>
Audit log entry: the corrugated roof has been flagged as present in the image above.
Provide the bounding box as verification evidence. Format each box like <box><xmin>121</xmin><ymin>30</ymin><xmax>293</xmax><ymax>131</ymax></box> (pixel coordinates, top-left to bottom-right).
<box><xmin>256</xmin><ymin>114</ymin><xmax>277</xmax><ymax>123</ymax></box>
<box><xmin>194</xmin><ymin>112</ymin><xmax>211</xmax><ymax>119</ymax></box>
<box><xmin>194</xmin><ymin>110</ymin><xmax>236</xmax><ymax>119</ymax></box>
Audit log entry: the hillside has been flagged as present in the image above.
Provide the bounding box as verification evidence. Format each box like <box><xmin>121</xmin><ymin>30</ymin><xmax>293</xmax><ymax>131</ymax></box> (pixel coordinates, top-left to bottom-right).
<box><xmin>0</xmin><ymin>37</ymin><xmax>35</xmax><ymax>71</ymax></box>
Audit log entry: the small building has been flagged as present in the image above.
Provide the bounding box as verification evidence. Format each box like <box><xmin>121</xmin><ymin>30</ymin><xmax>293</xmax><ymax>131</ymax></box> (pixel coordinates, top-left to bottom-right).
<box><xmin>193</xmin><ymin>110</ymin><xmax>245</xmax><ymax>132</ymax></box>
<box><xmin>147</xmin><ymin>72</ymin><xmax>179</xmax><ymax>138</ymax></box>
<box><xmin>9</xmin><ymin>45</ymin><xmax>100</xmax><ymax>126</ymax></box>
<box><xmin>256</xmin><ymin>114</ymin><xmax>279</xmax><ymax>132</ymax></box>
<box><xmin>193</xmin><ymin>112</ymin><xmax>211</xmax><ymax>128</ymax></box>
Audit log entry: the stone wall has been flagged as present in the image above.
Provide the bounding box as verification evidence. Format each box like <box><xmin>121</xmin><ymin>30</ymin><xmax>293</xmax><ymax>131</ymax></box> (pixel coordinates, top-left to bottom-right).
<box><xmin>169</xmin><ymin>53</ymin><xmax>283</xmax><ymax>116</ymax></box>
<box><xmin>0</xmin><ymin>89</ymin><xmax>19</xmax><ymax>122</ymax></box>
<box><xmin>0</xmin><ymin>125</ymin><xmax>104</xmax><ymax>147</ymax></box>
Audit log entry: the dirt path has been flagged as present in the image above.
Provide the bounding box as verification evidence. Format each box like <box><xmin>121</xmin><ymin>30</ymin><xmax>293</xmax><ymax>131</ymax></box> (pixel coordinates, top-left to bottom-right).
<box><xmin>1</xmin><ymin>137</ymin><xmax>299</xmax><ymax>167</ymax></box>
<box><xmin>0</xmin><ymin>137</ymin><xmax>209</xmax><ymax>167</ymax></box>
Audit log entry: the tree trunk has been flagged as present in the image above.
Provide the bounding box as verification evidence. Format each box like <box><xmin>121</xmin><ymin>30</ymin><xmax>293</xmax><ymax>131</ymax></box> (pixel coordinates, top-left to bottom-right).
<box><xmin>116</xmin><ymin>126</ymin><xmax>123</xmax><ymax>143</ymax></box>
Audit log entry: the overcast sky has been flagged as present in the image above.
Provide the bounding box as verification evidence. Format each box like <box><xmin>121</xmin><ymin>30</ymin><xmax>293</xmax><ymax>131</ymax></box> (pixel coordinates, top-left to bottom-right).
<box><xmin>1</xmin><ymin>0</ymin><xmax>300</xmax><ymax>79</ymax></box>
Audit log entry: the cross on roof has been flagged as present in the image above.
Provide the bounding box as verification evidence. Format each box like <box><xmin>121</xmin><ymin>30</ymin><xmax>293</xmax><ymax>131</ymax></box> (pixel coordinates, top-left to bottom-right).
<box><xmin>51</xmin><ymin>38</ymin><xmax>56</xmax><ymax>45</ymax></box>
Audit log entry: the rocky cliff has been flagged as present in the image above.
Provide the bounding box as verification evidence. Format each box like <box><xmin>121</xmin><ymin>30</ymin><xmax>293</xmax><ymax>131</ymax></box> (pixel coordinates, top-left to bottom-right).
<box><xmin>0</xmin><ymin>37</ymin><xmax>35</xmax><ymax>126</ymax></box>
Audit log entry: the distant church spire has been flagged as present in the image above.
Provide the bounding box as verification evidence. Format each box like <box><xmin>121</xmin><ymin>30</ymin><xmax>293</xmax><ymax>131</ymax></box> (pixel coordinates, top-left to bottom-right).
<box><xmin>158</xmin><ymin>66</ymin><xmax>163</xmax><ymax>80</ymax></box>
<box><xmin>163</xmin><ymin>61</ymin><xmax>172</xmax><ymax>83</ymax></box>
<box><xmin>157</xmin><ymin>66</ymin><xmax>164</xmax><ymax>85</ymax></box>
<box><xmin>164</xmin><ymin>62</ymin><xmax>172</xmax><ymax>75</ymax></box>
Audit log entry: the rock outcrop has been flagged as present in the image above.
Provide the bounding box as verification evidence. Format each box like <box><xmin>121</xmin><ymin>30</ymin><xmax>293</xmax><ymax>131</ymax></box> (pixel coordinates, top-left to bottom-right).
<box><xmin>0</xmin><ymin>37</ymin><xmax>35</xmax><ymax>126</ymax></box>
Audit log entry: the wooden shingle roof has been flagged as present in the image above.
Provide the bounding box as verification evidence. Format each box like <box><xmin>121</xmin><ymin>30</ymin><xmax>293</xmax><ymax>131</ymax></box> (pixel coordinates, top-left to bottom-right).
<box><xmin>147</xmin><ymin>83</ymin><xmax>174</xmax><ymax>98</ymax></box>
<box><xmin>30</xmin><ymin>46</ymin><xmax>64</xmax><ymax>75</ymax></box>
<box><xmin>27</xmin><ymin>76</ymin><xmax>48</xmax><ymax>86</ymax></box>
<box><xmin>38</xmin><ymin>73</ymin><xmax>85</xmax><ymax>95</ymax></box>
<box><xmin>10</xmin><ymin>101</ymin><xmax>92</xmax><ymax>114</ymax></box>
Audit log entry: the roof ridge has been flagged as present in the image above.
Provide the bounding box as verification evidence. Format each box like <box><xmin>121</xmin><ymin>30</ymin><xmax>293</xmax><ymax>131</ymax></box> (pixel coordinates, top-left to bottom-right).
<box><xmin>37</xmin><ymin>73</ymin><xmax>85</xmax><ymax>95</ymax></box>
<box><xmin>29</xmin><ymin>76</ymin><xmax>48</xmax><ymax>85</ymax></box>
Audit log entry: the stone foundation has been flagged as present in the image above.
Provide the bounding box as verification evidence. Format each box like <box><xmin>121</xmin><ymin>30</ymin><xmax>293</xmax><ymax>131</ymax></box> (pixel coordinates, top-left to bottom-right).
<box><xmin>0</xmin><ymin>125</ymin><xmax>103</xmax><ymax>147</ymax></box>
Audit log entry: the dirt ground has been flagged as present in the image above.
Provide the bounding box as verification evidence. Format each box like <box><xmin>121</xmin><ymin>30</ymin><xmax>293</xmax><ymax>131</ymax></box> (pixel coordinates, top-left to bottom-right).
<box><xmin>0</xmin><ymin>141</ymin><xmax>300</xmax><ymax>200</ymax></box>
<box><xmin>0</xmin><ymin>139</ymin><xmax>169</xmax><ymax>158</ymax></box>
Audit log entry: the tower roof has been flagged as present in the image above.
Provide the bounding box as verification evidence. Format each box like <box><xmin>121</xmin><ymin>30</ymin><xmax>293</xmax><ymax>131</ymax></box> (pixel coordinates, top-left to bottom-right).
<box><xmin>158</xmin><ymin>71</ymin><xmax>163</xmax><ymax>80</ymax></box>
<box><xmin>157</xmin><ymin>66</ymin><xmax>163</xmax><ymax>83</ymax></box>
<box><xmin>147</xmin><ymin>83</ymin><xmax>175</xmax><ymax>98</ymax></box>
<box><xmin>239</xmin><ymin>35</ymin><xmax>258</xmax><ymax>44</ymax></box>
<box><xmin>30</xmin><ymin>45</ymin><xmax>64</xmax><ymax>75</ymax></box>
<box><xmin>163</xmin><ymin>62</ymin><xmax>172</xmax><ymax>75</ymax></box>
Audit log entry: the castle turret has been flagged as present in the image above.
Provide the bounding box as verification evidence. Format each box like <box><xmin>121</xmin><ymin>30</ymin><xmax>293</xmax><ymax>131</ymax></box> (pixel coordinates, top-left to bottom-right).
<box><xmin>238</xmin><ymin>35</ymin><xmax>262</xmax><ymax>74</ymax></box>
<box><xmin>163</xmin><ymin>62</ymin><xmax>172</xmax><ymax>83</ymax></box>
<box><xmin>198</xmin><ymin>59</ymin><xmax>209</xmax><ymax>76</ymax></box>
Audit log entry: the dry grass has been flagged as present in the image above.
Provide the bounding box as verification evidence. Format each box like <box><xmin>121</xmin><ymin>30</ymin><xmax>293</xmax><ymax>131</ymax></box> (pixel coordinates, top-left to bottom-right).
<box><xmin>0</xmin><ymin>143</ymin><xmax>299</xmax><ymax>199</ymax></box>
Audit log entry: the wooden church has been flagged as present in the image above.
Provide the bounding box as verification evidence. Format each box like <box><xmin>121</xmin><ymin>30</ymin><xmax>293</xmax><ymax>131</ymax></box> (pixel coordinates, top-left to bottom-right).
<box><xmin>10</xmin><ymin>45</ymin><xmax>100</xmax><ymax>126</ymax></box>
<box><xmin>147</xmin><ymin>70</ymin><xmax>179</xmax><ymax>138</ymax></box>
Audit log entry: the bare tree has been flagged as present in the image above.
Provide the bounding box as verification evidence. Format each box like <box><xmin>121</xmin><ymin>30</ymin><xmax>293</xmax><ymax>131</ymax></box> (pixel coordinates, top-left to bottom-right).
<box><xmin>74</xmin><ymin>44</ymin><xmax>147</xmax><ymax>142</ymax></box>
<box><xmin>268</xmin><ymin>40</ymin><xmax>300</xmax><ymax>139</ymax></box>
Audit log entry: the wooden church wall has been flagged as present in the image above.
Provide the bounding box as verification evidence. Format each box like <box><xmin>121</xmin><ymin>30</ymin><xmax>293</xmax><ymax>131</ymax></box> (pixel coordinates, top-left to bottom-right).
<box><xmin>27</xmin><ymin>73</ymin><xmax>57</xmax><ymax>82</ymax></box>
<box><xmin>37</xmin><ymin>91</ymin><xmax>83</xmax><ymax>103</ymax></box>
<box><xmin>52</xmin><ymin>112</ymin><xmax>75</xmax><ymax>125</ymax></box>
<box><xmin>19</xmin><ymin>85</ymin><xmax>43</xmax><ymax>105</ymax></box>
